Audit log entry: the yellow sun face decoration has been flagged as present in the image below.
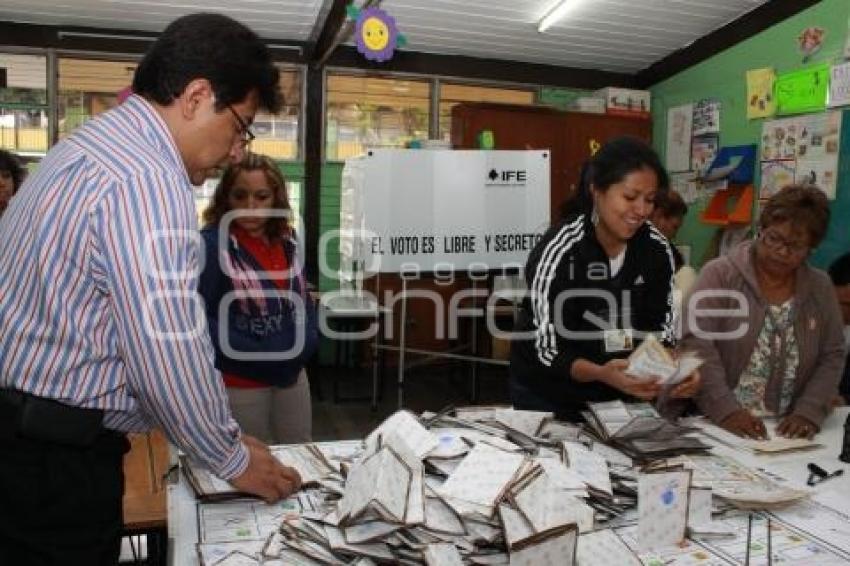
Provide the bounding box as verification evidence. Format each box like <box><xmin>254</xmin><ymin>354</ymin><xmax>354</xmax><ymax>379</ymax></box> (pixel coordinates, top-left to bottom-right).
<box><xmin>354</xmin><ymin>7</ymin><xmax>401</xmax><ymax>62</ymax></box>
<box><xmin>361</xmin><ymin>16</ymin><xmax>390</xmax><ymax>51</ymax></box>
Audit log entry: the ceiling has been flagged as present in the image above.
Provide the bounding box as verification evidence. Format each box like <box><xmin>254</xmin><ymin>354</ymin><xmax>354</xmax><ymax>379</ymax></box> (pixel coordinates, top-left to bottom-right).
<box><xmin>0</xmin><ymin>0</ymin><xmax>772</xmax><ymax>74</ymax></box>
<box><xmin>0</xmin><ymin>0</ymin><xmax>327</xmax><ymax>42</ymax></box>
<box><xmin>373</xmin><ymin>0</ymin><xmax>771</xmax><ymax>73</ymax></box>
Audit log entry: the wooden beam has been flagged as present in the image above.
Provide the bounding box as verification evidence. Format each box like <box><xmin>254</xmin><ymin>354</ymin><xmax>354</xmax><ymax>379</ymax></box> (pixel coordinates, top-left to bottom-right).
<box><xmin>0</xmin><ymin>21</ymin><xmax>59</xmax><ymax>50</ymax></box>
<box><xmin>0</xmin><ymin>21</ymin><xmax>305</xmax><ymax>63</ymax></box>
<box><xmin>306</xmin><ymin>0</ymin><xmax>335</xmax><ymax>46</ymax></box>
<box><xmin>307</xmin><ymin>0</ymin><xmax>353</xmax><ymax>64</ymax></box>
<box><xmin>0</xmin><ymin>22</ymin><xmax>154</xmax><ymax>53</ymax></box>
<box><xmin>326</xmin><ymin>46</ymin><xmax>636</xmax><ymax>90</ymax></box>
<box><xmin>303</xmin><ymin>65</ymin><xmax>324</xmax><ymax>286</ymax></box>
<box><xmin>302</xmin><ymin>0</ymin><xmax>352</xmax><ymax>286</ymax></box>
<box><xmin>635</xmin><ymin>0</ymin><xmax>823</xmax><ymax>88</ymax></box>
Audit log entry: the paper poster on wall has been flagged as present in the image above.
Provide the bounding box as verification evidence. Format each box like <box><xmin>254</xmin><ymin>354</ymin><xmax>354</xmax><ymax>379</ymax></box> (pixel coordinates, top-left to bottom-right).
<box><xmin>759</xmin><ymin>112</ymin><xmax>840</xmax><ymax>161</ymax></box>
<box><xmin>665</xmin><ymin>104</ymin><xmax>693</xmax><ymax>173</ymax></box>
<box><xmin>692</xmin><ymin>99</ymin><xmax>721</xmax><ymax>136</ymax></box>
<box><xmin>796</xmin><ymin>160</ymin><xmax>837</xmax><ymax>199</ymax></box>
<box><xmin>746</xmin><ymin>67</ymin><xmax>776</xmax><ymax>119</ymax></box>
<box><xmin>775</xmin><ymin>63</ymin><xmax>830</xmax><ymax>115</ymax></box>
<box><xmin>691</xmin><ymin>136</ymin><xmax>719</xmax><ymax>178</ymax></box>
<box><xmin>669</xmin><ymin>172</ymin><xmax>699</xmax><ymax>205</ymax></box>
<box><xmin>798</xmin><ymin>27</ymin><xmax>825</xmax><ymax>62</ymax></box>
<box><xmin>760</xmin><ymin>118</ymin><xmax>799</xmax><ymax>160</ymax></box>
<box><xmin>760</xmin><ymin>160</ymin><xmax>796</xmax><ymax>200</ymax></box>
<box><xmin>760</xmin><ymin>111</ymin><xmax>842</xmax><ymax>200</ymax></box>
<box><xmin>796</xmin><ymin>111</ymin><xmax>841</xmax><ymax>159</ymax></box>
<box><xmin>795</xmin><ymin>112</ymin><xmax>842</xmax><ymax>199</ymax></box>
<box><xmin>829</xmin><ymin>61</ymin><xmax>850</xmax><ymax>108</ymax></box>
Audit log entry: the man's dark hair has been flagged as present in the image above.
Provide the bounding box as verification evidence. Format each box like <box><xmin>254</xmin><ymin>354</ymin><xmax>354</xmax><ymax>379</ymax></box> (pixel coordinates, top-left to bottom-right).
<box><xmin>0</xmin><ymin>149</ymin><xmax>25</xmax><ymax>191</ymax></box>
<box><xmin>830</xmin><ymin>253</ymin><xmax>850</xmax><ymax>286</ymax></box>
<box><xmin>132</xmin><ymin>13</ymin><xmax>281</xmax><ymax>113</ymax></box>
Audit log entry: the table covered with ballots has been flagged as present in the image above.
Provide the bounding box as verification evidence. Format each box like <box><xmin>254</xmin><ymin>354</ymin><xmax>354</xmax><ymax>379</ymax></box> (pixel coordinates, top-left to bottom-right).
<box><xmin>167</xmin><ymin>405</ymin><xmax>850</xmax><ymax>565</ymax></box>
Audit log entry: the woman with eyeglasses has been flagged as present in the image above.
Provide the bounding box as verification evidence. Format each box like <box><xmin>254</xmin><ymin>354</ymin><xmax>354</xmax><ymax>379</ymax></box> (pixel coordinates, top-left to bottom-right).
<box><xmin>198</xmin><ymin>152</ymin><xmax>318</xmax><ymax>445</ymax></box>
<box><xmin>678</xmin><ymin>184</ymin><xmax>844</xmax><ymax>440</ymax></box>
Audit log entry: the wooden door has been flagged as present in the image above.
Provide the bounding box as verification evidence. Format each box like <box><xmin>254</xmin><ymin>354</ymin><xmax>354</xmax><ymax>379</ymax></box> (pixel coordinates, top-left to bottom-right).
<box><xmin>451</xmin><ymin>103</ymin><xmax>651</xmax><ymax>223</ymax></box>
<box><xmin>559</xmin><ymin>113</ymin><xmax>652</xmax><ymax>220</ymax></box>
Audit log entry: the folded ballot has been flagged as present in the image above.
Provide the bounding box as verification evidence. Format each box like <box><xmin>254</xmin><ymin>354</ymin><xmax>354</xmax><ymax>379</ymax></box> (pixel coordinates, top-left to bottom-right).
<box><xmin>626</xmin><ymin>334</ymin><xmax>703</xmax><ymax>385</ymax></box>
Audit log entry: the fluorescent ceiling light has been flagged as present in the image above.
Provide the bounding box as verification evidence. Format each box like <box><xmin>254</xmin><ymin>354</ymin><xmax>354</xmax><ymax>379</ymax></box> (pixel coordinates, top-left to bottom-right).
<box><xmin>538</xmin><ymin>0</ymin><xmax>585</xmax><ymax>33</ymax></box>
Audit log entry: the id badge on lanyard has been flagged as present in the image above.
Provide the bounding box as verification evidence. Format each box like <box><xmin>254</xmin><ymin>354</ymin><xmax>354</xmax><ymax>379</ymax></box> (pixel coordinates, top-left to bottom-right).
<box><xmin>603</xmin><ymin>328</ymin><xmax>634</xmax><ymax>353</ymax></box>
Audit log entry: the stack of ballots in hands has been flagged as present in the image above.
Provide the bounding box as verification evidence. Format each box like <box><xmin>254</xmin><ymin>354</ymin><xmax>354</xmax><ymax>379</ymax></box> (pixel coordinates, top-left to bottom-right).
<box><xmin>582</xmin><ymin>400</ymin><xmax>711</xmax><ymax>461</ymax></box>
<box><xmin>625</xmin><ymin>334</ymin><xmax>704</xmax><ymax>387</ymax></box>
<box><xmin>207</xmin><ymin>407</ymin><xmax>662</xmax><ymax>565</ymax></box>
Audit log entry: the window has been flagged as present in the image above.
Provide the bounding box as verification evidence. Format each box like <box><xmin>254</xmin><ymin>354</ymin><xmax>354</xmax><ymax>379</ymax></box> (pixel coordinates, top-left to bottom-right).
<box><xmin>284</xmin><ymin>178</ymin><xmax>303</xmax><ymax>237</ymax></box>
<box><xmin>58</xmin><ymin>58</ymin><xmax>138</xmax><ymax>140</ymax></box>
<box><xmin>0</xmin><ymin>53</ymin><xmax>48</xmax><ymax>157</ymax></box>
<box><xmin>439</xmin><ymin>82</ymin><xmax>536</xmax><ymax>140</ymax></box>
<box><xmin>326</xmin><ymin>74</ymin><xmax>430</xmax><ymax>161</ymax></box>
<box><xmin>251</xmin><ymin>68</ymin><xmax>302</xmax><ymax>161</ymax></box>
<box><xmin>58</xmin><ymin>59</ymin><xmax>302</xmax><ymax>161</ymax></box>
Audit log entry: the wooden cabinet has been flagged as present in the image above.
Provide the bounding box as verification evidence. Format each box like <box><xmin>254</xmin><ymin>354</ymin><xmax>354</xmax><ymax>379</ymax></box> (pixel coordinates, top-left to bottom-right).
<box><xmin>451</xmin><ymin>103</ymin><xmax>652</xmax><ymax>221</ymax></box>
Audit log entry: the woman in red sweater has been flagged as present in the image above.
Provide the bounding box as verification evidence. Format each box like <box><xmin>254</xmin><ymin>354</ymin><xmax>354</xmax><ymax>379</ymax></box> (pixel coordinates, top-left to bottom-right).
<box><xmin>199</xmin><ymin>153</ymin><xmax>317</xmax><ymax>444</ymax></box>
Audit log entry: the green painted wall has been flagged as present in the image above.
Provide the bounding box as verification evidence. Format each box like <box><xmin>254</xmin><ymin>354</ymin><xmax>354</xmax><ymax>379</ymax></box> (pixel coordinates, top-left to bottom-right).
<box><xmin>319</xmin><ymin>162</ymin><xmax>345</xmax><ymax>292</ymax></box>
<box><xmin>650</xmin><ymin>0</ymin><xmax>850</xmax><ymax>268</ymax></box>
<box><xmin>280</xmin><ymin>161</ymin><xmax>345</xmax><ymax>364</ymax></box>
<box><xmin>278</xmin><ymin>161</ymin><xmax>344</xmax><ymax>292</ymax></box>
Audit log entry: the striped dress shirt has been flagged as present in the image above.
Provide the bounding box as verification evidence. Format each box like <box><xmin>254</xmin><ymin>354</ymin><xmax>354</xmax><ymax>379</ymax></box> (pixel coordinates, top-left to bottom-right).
<box><xmin>0</xmin><ymin>95</ymin><xmax>248</xmax><ymax>479</ymax></box>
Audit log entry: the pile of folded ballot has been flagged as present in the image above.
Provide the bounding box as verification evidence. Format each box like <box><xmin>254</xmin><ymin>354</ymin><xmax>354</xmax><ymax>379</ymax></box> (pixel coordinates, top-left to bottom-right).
<box><xmin>254</xmin><ymin>407</ymin><xmax>667</xmax><ymax>564</ymax></box>
<box><xmin>582</xmin><ymin>400</ymin><xmax>712</xmax><ymax>460</ymax></box>
<box><xmin>192</xmin><ymin>405</ymin><xmax>812</xmax><ymax>565</ymax></box>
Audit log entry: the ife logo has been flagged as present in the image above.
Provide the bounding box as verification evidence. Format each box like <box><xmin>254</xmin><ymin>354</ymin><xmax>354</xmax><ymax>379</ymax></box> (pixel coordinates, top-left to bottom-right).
<box><xmin>486</xmin><ymin>168</ymin><xmax>527</xmax><ymax>186</ymax></box>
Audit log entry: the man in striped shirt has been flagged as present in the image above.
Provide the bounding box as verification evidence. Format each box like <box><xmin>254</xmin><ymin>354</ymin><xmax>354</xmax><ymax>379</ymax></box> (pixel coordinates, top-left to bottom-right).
<box><xmin>0</xmin><ymin>13</ymin><xmax>300</xmax><ymax>565</ymax></box>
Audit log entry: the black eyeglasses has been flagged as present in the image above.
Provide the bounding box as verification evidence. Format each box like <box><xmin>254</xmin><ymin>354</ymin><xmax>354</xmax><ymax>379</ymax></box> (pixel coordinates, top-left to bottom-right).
<box><xmin>759</xmin><ymin>229</ymin><xmax>809</xmax><ymax>256</ymax></box>
<box><xmin>226</xmin><ymin>104</ymin><xmax>256</xmax><ymax>146</ymax></box>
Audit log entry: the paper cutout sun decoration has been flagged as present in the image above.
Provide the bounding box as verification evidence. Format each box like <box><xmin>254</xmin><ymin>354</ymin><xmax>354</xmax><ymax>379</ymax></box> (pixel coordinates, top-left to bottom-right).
<box><xmin>352</xmin><ymin>6</ymin><xmax>405</xmax><ymax>62</ymax></box>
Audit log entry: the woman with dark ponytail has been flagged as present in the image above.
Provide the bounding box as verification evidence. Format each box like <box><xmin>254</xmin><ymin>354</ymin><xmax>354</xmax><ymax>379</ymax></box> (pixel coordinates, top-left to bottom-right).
<box><xmin>510</xmin><ymin>136</ymin><xmax>701</xmax><ymax>420</ymax></box>
<box><xmin>559</xmin><ymin>160</ymin><xmax>594</xmax><ymax>220</ymax></box>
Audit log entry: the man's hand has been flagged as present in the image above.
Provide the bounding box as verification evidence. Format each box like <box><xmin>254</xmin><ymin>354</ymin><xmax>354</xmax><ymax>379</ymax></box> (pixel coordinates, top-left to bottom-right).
<box><xmin>229</xmin><ymin>435</ymin><xmax>302</xmax><ymax>503</ymax></box>
<box><xmin>720</xmin><ymin>409</ymin><xmax>768</xmax><ymax>440</ymax></box>
<box><xmin>777</xmin><ymin>414</ymin><xmax>818</xmax><ymax>439</ymax></box>
<box><xmin>668</xmin><ymin>370</ymin><xmax>701</xmax><ymax>399</ymax></box>
<box><xmin>603</xmin><ymin>359</ymin><xmax>662</xmax><ymax>401</ymax></box>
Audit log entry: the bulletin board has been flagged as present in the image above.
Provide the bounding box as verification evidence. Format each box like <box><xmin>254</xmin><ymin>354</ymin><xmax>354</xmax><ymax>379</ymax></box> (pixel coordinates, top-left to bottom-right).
<box><xmin>808</xmin><ymin>108</ymin><xmax>850</xmax><ymax>269</ymax></box>
<box><xmin>759</xmin><ymin>110</ymin><xmax>842</xmax><ymax>200</ymax></box>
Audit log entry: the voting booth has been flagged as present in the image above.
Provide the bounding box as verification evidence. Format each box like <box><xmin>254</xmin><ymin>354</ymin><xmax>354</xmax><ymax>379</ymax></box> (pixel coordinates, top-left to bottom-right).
<box><xmin>336</xmin><ymin>149</ymin><xmax>551</xmax><ymax>406</ymax></box>
<box><xmin>339</xmin><ymin>149</ymin><xmax>551</xmax><ymax>277</ymax></box>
